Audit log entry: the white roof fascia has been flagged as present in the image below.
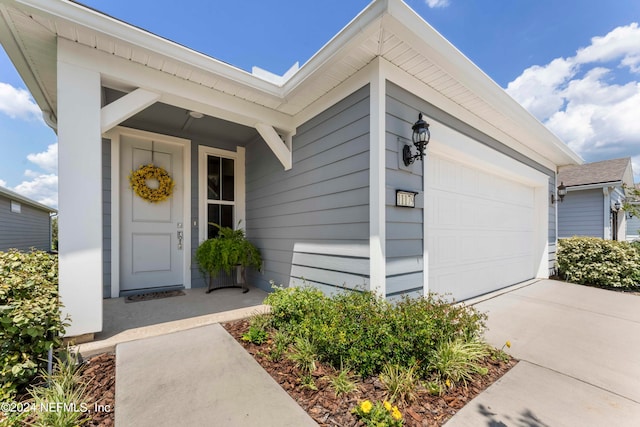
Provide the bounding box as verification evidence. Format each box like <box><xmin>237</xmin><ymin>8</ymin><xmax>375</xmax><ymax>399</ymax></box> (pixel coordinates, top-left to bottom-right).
<box><xmin>11</xmin><ymin>0</ymin><xmax>285</xmax><ymax>96</ymax></box>
<box><xmin>0</xmin><ymin>4</ymin><xmax>56</xmax><ymax>124</ymax></box>
<box><xmin>383</xmin><ymin>0</ymin><xmax>582</xmax><ymax>166</ymax></box>
<box><xmin>0</xmin><ymin>186</ymin><xmax>57</xmax><ymax>213</ymax></box>
<box><xmin>282</xmin><ymin>0</ymin><xmax>388</xmax><ymax>94</ymax></box>
<box><xmin>565</xmin><ymin>182</ymin><xmax>623</xmax><ymax>192</ymax></box>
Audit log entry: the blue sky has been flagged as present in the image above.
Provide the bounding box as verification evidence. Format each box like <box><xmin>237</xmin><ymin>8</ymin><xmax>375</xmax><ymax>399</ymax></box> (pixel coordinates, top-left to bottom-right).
<box><xmin>1</xmin><ymin>0</ymin><xmax>640</xmax><ymax>207</ymax></box>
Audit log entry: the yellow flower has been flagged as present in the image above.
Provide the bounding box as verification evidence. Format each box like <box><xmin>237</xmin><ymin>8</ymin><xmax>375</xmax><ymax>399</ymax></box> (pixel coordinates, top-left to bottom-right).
<box><xmin>360</xmin><ymin>400</ymin><xmax>372</xmax><ymax>414</ymax></box>
<box><xmin>391</xmin><ymin>406</ymin><xmax>402</xmax><ymax>420</ymax></box>
<box><xmin>506</xmin><ymin>340</ymin><xmax>512</xmax><ymax>348</ymax></box>
<box><xmin>445</xmin><ymin>378</ymin><xmax>451</xmax><ymax>388</ymax></box>
<box><xmin>383</xmin><ymin>401</ymin><xmax>392</xmax><ymax>411</ymax></box>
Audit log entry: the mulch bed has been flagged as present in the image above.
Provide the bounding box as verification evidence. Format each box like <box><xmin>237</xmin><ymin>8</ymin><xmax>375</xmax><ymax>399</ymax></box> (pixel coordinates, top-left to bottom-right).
<box><xmin>223</xmin><ymin>319</ymin><xmax>518</xmax><ymax>427</ymax></box>
<box><xmin>81</xmin><ymin>353</ymin><xmax>116</xmax><ymax>426</ymax></box>
<box><xmin>7</xmin><ymin>316</ymin><xmax>516</xmax><ymax>426</ymax></box>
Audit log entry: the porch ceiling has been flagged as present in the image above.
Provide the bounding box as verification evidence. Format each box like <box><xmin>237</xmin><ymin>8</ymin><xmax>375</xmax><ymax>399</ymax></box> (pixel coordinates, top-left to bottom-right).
<box><xmin>104</xmin><ymin>89</ymin><xmax>259</xmax><ymax>145</ymax></box>
<box><xmin>0</xmin><ymin>0</ymin><xmax>581</xmax><ymax>167</ymax></box>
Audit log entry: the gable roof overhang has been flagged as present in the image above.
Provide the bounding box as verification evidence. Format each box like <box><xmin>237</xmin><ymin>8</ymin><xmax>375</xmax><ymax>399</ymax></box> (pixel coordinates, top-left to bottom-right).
<box><xmin>0</xmin><ymin>185</ymin><xmax>57</xmax><ymax>213</ymax></box>
<box><xmin>0</xmin><ymin>0</ymin><xmax>583</xmax><ymax>169</ymax></box>
<box><xmin>558</xmin><ymin>157</ymin><xmax>634</xmax><ymax>190</ymax></box>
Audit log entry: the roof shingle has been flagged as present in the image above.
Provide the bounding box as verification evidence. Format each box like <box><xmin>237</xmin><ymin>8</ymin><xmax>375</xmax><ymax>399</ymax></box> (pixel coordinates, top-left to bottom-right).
<box><xmin>558</xmin><ymin>157</ymin><xmax>631</xmax><ymax>187</ymax></box>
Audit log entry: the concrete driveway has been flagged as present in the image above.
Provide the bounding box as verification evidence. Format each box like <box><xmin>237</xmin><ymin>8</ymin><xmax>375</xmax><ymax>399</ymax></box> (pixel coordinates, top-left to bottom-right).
<box><xmin>446</xmin><ymin>279</ymin><xmax>640</xmax><ymax>427</ymax></box>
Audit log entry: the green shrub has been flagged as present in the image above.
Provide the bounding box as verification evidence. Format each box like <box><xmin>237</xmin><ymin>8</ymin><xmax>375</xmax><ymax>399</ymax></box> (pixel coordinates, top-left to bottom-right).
<box><xmin>0</xmin><ymin>250</ymin><xmax>67</xmax><ymax>401</ymax></box>
<box><xmin>264</xmin><ymin>284</ymin><xmax>327</xmax><ymax>336</ymax></box>
<box><xmin>387</xmin><ymin>294</ymin><xmax>486</xmax><ymax>373</ymax></box>
<box><xmin>265</xmin><ymin>284</ymin><xmax>487</xmax><ymax>380</ymax></box>
<box><xmin>557</xmin><ymin>237</ymin><xmax>640</xmax><ymax>288</ymax></box>
<box><xmin>311</xmin><ymin>290</ymin><xmax>393</xmax><ymax>377</ymax></box>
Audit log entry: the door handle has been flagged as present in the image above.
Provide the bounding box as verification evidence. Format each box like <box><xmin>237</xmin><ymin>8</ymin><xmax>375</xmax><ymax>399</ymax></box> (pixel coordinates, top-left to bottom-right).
<box><xmin>177</xmin><ymin>230</ymin><xmax>184</xmax><ymax>250</ymax></box>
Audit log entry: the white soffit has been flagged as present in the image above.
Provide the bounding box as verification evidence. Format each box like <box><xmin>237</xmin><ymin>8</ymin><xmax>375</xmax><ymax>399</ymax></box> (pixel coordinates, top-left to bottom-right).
<box><xmin>0</xmin><ymin>0</ymin><xmax>581</xmax><ymax>166</ymax></box>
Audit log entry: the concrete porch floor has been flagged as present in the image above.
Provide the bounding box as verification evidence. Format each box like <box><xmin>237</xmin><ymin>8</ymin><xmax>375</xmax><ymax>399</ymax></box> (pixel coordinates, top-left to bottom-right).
<box><xmin>75</xmin><ymin>286</ymin><xmax>269</xmax><ymax>357</ymax></box>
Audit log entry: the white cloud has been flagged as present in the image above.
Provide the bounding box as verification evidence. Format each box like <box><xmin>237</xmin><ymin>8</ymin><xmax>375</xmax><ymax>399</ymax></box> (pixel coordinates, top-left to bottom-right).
<box><xmin>0</xmin><ymin>82</ymin><xmax>42</xmax><ymax>121</ymax></box>
<box><xmin>506</xmin><ymin>23</ymin><xmax>640</xmax><ymax>181</ymax></box>
<box><xmin>0</xmin><ymin>179</ymin><xmax>6</xmax><ymax>188</ymax></box>
<box><xmin>574</xmin><ymin>23</ymin><xmax>640</xmax><ymax>68</ymax></box>
<box><xmin>633</xmin><ymin>156</ymin><xmax>640</xmax><ymax>180</ymax></box>
<box><xmin>425</xmin><ymin>0</ymin><xmax>450</xmax><ymax>8</ymax></box>
<box><xmin>6</xmin><ymin>144</ymin><xmax>59</xmax><ymax>208</ymax></box>
<box><xmin>27</xmin><ymin>143</ymin><xmax>57</xmax><ymax>173</ymax></box>
<box><xmin>13</xmin><ymin>173</ymin><xmax>58</xmax><ymax>208</ymax></box>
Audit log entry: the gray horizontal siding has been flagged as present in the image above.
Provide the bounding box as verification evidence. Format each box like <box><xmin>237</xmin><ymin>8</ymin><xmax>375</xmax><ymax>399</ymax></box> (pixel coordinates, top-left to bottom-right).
<box><xmin>558</xmin><ymin>188</ymin><xmax>604</xmax><ymax>238</ymax></box>
<box><xmin>627</xmin><ymin>214</ymin><xmax>640</xmax><ymax>241</ymax></box>
<box><xmin>246</xmin><ymin>85</ymin><xmax>371</xmax><ymax>292</ymax></box>
<box><xmin>0</xmin><ymin>195</ymin><xmax>51</xmax><ymax>252</ymax></box>
<box><xmin>383</xmin><ymin>85</ymin><xmax>426</xmax><ymax>297</ymax></box>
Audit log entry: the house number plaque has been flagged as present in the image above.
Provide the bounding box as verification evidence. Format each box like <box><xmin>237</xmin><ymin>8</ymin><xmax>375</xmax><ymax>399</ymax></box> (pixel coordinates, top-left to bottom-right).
<box><xmin>396</xmin><ymin>190</ymin><xmax>418</xmax><ymax>208</ymax></box>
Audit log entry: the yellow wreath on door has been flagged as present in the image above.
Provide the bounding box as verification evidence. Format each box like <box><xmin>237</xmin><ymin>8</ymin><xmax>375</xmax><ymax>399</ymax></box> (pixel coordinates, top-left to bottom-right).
<box><xmin>129</xmin><ymin>164</ymin><xmax>175</xmax><ymax>203</ymax></box>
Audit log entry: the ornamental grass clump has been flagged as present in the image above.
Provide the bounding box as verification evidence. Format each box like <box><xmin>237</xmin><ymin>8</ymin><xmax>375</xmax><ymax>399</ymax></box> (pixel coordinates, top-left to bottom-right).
<box><xmin>26</xmin><ymin>350</ymin><xmax>89</xmax><ymax>427</ymax></box>
<box><xmin>557</xmin><ymin>237</ymin><xmax>640</xmax><ymax>289</ymax></box>
<box><xmin>428</xmin><ymin>338</ymin><xmax>490</xmax><ymax>386</ymax></box>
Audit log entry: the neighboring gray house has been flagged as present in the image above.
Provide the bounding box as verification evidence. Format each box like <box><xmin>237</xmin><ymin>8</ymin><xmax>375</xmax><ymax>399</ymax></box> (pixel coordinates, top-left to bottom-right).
<box><xmin>0</xmin><ymin>0</ymin><xmax>581</xmax><ymax>337</ymax></box>
<box><xmin>558</xmin><ymin>158</ymin><xmax>634</xmax><ymax>241</ymax></box>
<box><xmin>0</xmin><ymin>185</ymin><xmax>57</xmax><ymax>252</ymax></box>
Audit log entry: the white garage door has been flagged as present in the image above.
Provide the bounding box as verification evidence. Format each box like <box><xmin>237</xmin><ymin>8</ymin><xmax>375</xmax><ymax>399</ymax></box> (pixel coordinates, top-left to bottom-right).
<box><xmin>426</xmin><ymin>153</ymin><xmax>536</xmax><ymax>301</ymax></box>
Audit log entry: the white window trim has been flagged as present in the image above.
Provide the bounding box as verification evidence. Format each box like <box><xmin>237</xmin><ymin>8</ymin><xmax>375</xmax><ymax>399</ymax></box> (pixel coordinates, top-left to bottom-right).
<box><xmin>10</xmin><ymin>201</ymin><xmax>21</xmax><ymax>213</ymax></box>
<box><xmin>198</xmin><ymin>145</ymin><xmax>246</xmax><ymax>243</ymax></box>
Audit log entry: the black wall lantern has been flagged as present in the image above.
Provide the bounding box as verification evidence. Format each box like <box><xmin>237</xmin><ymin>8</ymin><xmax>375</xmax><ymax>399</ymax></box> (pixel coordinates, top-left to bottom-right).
<box><xmin>551</xmin><ymin>182</ymin><xmax>567</xmax><ymax>205</ymax></box>
<box><xmin>613</xmin><ymin>201</ymin><xmax>621</xmax><ymax>212</ymax></box>
<box><xmin>403</xmin><ymin>113</ymin><xmax>431</xmax><ymax>166</ymax></box>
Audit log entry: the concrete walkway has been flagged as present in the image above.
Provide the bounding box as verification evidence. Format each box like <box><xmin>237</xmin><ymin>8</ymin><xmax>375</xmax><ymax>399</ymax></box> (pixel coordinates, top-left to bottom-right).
<box><xmin>446</xmin><ymin>280</ymin><xmax>640</xmax><ymax>427</ymax></box>
<box><xmin>115</xmin><ymin>323</ymin><xmax>317</xmax><ymax>427</ymax></box>
<box><xmin>77</xmin><ymin>287</ymin><xmax>269</xmax><ymax>356</ymax></box>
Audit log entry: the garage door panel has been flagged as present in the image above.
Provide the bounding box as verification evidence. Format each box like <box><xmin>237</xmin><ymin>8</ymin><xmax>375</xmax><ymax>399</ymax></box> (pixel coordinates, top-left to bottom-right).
<box><xmin>430</xmin><ymin>254</ymin><xmax>533</xmax><ymax>301</ymax></box>
<box><xmin>427</xmin><ymin>153</ymin><xmax>536</xmax><ymax>301</ymax></box>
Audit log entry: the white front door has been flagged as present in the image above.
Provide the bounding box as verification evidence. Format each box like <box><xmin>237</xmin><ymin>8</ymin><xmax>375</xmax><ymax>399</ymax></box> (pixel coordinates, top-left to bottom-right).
<box><xmin>120</xmin><ymin>134</ymin><xmax>185</xmax><ymax>292</ymax></box>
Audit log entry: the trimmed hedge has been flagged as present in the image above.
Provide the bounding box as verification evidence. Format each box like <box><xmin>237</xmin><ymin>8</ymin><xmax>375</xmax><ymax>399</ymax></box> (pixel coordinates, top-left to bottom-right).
<box><xmin>557</xmin><ymin>237</ymin><xmax>640</xmax><ymax>289</ymax></box>
<box><xmin>0</xmin><ymin>250</ymin><xmax>67</xmax><ymax>401</ymax></box>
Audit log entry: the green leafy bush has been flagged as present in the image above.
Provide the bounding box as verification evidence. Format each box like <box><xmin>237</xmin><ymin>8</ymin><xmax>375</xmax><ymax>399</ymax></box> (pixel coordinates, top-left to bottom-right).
<box><xmin>557</xmin><ymin>237</ymin><xmax>640</xmax><ymax>288</ymax></box>
<box><xmin>0</xmin><ymin>250</ymin><xmax>67</xmax><ymax>401</ymax></box>
<box><xmin>265</xmin><ymin>284</ymin><xmax>487</xmax><ymax>379</ymax></box>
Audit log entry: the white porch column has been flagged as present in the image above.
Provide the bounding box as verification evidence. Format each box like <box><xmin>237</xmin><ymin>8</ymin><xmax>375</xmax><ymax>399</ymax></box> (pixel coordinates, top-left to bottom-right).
<box><xmin>369</xmin><ymin>59</ymin><xmax>386</xmax><ymax>296</ymax></box>
<box><xmin>57</xmin><ymin>41</ymin><xmax>103</xmax><ymax>336</ymax></box>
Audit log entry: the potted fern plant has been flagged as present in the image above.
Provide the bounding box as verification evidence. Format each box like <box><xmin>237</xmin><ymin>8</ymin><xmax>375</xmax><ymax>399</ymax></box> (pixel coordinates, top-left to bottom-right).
<box><xmin>195</xmin><ymin>223</ymin><xmax>262</xmax><ymax>293</ymax></box>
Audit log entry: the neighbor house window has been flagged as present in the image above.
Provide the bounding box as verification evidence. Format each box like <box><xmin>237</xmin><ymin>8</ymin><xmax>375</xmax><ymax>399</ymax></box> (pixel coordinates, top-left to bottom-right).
<box><xmin>10</xmin><ymin>201</ymin><xmax>21</xmax><ymax>213</ymax></box>
<box><xmin>206</xmin><ymin>155</ymin><xmax>234</xmax><ymax>238</ymax></box>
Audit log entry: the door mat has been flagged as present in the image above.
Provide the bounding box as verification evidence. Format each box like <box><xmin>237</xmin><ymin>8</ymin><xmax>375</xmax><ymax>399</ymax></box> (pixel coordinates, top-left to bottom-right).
<box><xmin>125</xmin><ymin>290</ymin><xmax>185</xmax><ymax>303</ymax></box>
